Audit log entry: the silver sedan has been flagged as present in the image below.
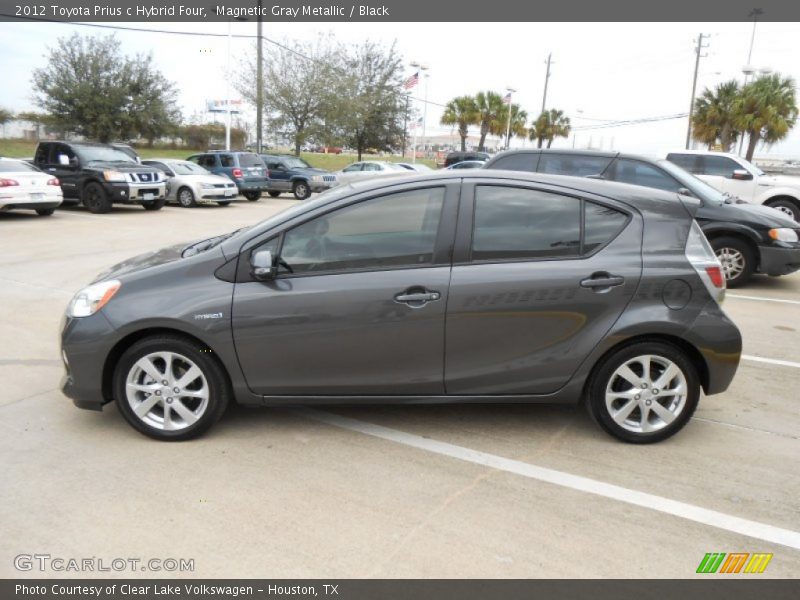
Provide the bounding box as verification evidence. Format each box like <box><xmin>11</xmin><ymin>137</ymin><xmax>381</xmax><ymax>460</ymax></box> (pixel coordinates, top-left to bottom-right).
<box><xmin>142</xmin><ymin>159</ymin><xmax>238</xmax><ymax>207</ymax></box>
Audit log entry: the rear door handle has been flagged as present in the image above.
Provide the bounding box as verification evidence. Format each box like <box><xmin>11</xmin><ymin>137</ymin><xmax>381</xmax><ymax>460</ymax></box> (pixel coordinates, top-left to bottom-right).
<box><xmin>394</xmin><ymin>289</ymin><xmax>441</xmax><ymax>307</ymax></box>
<box><xmin>580</xmin><ymin>274</ymin><xmax>625</xmax><ymax>289</ymax></box>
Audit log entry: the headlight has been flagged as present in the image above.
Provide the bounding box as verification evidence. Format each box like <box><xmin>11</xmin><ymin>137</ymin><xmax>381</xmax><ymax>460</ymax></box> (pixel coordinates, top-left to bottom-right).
<box><xmin>768</xmin><ymin>228</ymin><xmax>799</xmax><ymax>242</ymax></box>
<box><xmin>103</xmin><ymin>170</ymin><xmax>126</xmax><ymax>182</ymax></box>
<box><xmin>67</xmin><ymin>280</ymin><xmax>121</xmax><ymax>318</ymax></box>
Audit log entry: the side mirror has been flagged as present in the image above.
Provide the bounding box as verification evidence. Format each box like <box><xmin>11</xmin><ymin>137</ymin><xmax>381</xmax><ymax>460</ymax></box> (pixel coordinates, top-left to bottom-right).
<box><xmin>732</xmin><ymin>169</ymin><xmax>753</xmax><ymax>181</ymax></box>
<box><xmin>677</xmin><ymin>187</ymin><xmax>694</xmax><ymax>197</ymax></box>
<box><xmin>58</xmin><ymin>154</ymin><xmax>70</xmax><ymax>166</ymax></box>
<box><xmin>250</xmin><ymin>249</ymin><xmax>277</xmax><ymax>281</ymax></box>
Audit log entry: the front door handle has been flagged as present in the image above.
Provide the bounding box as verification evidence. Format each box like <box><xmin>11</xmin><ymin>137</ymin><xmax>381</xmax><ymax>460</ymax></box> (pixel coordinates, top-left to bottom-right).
<box><xmin>580</xmin><ymin>273</ymin><xmax>625</xmax><ymax>290</ymax></box>
<box><xmin>394</xmin><ymin>288</ymin><xmax>441</xmax><ymax>307</ymax></box>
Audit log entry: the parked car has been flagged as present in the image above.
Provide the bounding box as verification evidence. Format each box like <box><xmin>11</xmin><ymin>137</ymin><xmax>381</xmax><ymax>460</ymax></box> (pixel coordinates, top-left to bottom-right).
<box><xmin>259</xmin><ymin>154</ymin><xmax>338</xmax><ymax>200</ymax></box>
<box><xmin>446</xmin><ymin>160</ymin><xmax>486</xmax><ymax>170</ymax></box>
<box><xmin>186</xmin><ymin>151</ymin><xmax>269</xmax><ymax>201</ymax></box>
<box><xmin>32</xmin><ymin>141</ymin><xmax>167</xmax><ymax>213</ymax></box>
<box><xmin>60</xmin><ymin>170</ymin><xmax>740</xmax><ymax>443</ymax></box>
<box><xmin>666</xmin><ymin>150</ymin><xmax>800</xmax><ymax>222</ymax></box>
<box><xmin>142</xmin><ymin>159</ymin><xmax>238</xmax><ymax>207</ymax></box>
<box><xmin>485</xmin><ymin>149</ymin><xmax>800</xmax><ymax>287</ymax></box>
<box><xmin>0</xmin><ymin>157</ymin><xmax>63</xmax><ymax>216</ymax></box>
<box><xmin>397</xmin><ymin>163</ymin><xmax>433</xmax><ymax>172</ymax></box>
<box><xmin>334</xmin><ymin>161</ymin><xmax>408</xmax><ymax>184</ymax></box>
<box><xmin>111</xmin><ymin>143</ymin><xmax>142</xmax><ymax>164</ymax></box>
<box><xmin>444</xmin><ymin>151</ymin><xmax>490</xmax><ymax>167</ymax></box>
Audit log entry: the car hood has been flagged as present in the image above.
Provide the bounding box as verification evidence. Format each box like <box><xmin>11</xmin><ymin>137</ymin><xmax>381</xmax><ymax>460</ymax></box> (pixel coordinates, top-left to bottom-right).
<box><xmin>294</xmin><ymin>167</ymin><xmax>331</xmax><ymax>175</ymax></box>
<box><xmin>92</xmin><ymin>242</ymin><xmax>188</xmax><ymax>282</ymax></box>
<box><xmin>698</xmin><ymin>200</ymin><xmax>798</xmax><ymax>228</ymax></box>
<box><xmin>757</xmin><ymin>174</ymin><xmax>800</xmax><ymax>189</ymax></box>
<box><xmin>84</xmin><ymin>161</ymin><xmax>155</xmax><ymax>172</ymax></box>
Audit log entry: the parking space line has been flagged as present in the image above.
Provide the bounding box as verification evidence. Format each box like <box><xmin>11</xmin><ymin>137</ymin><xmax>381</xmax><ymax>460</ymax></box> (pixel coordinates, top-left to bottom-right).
<box><xmin>294</xmin><ymin>408</ymin><xmax>800</xmax><ymax>551</ymax></box>
<box><xmin>742</xmin><ymin>354</ymin><xmax>800</xmax><ymax>369</ymax></box>
<box><xmin>728</xmin><ymin>293</ymin><xmax>800</xmax><ymax>306</ymax></box>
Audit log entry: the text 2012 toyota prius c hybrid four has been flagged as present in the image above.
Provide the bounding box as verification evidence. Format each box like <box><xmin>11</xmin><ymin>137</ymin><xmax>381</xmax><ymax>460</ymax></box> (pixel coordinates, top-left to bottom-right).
<box><xmin>60</xmin><ymin>171</ymin><xmax>742</xmax><ymax>443</ymax></box>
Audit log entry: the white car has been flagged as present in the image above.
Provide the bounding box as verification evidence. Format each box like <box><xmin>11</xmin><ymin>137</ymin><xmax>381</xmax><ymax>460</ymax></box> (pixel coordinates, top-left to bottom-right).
<box><xmin>335</xmin><ymin>161</ymin><xmax>409</xmax><ymax>184</ymax></box>
<box><xmin>142</xmin><ymin>159</ymin><xmax>238</xmax><ymax>207</ymax></box>
<box><xmin>396</xmin><ymin>162</ymin><xmax>433</xmax><ymax>172</ymax></box>
<box><xmin>666</xmin><ymin>150</ymin><xmax>800</xmax><ymax>221</ymax></box>
<box><xmin>0</xmin><ymin>157</ymin><xmax>63</xmax><ymax>216</ymax></box>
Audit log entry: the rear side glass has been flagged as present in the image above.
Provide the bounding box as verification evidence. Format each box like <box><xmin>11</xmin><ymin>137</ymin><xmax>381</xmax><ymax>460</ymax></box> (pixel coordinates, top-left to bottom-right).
<box><xmin>700</xmin><ymin>155</ymin><xmax>740</xmax><ymax>178</ymax></box>
<box><xmin>489</xmin><ymin>154</ymin><xmax>536</xmax><ymax>172</ymax></box>
<box><xmin>537</xmin><ymin>154</ymin><xmax>612</xmax><ymax>177</ymax></box>
<box><xmin>584</xmin><ymin>201</ymin><xmax>628</xmax><ymax>253</ymax></box>
<box><xmin>220</xmin><ymin>154</ymin><xmax>235</xmax><ymax>167</ymax></box>
<box><xmin>611</xmin><ymin>159</ymin><xmax>682</xmax><ymax>192</ymax></box>
<box><xmin>666</xmin><ymin>153</ymin><xmax>700</xmax><ymax>173</ymax></box>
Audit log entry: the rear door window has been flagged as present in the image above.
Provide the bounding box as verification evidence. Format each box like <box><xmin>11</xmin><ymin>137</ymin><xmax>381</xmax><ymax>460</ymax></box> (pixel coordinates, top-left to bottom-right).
<box><xmin>665</xmin><ymin>153</ymin><xmax>701</xmax><ymax>174</ymax></box>
<box><xmin>609</xmin><ymin>159</ymin><xmax>682</xmax><ymax>192</ymax></box>
<box><xmin>537</xmin><ymin>154</ymin><xmax>613</xmax><ymax>177</ymax></box>
<box><xmin>219</xmin><ymin>154</ymin><xmax>235</xmax><ymax>168</ymax></box>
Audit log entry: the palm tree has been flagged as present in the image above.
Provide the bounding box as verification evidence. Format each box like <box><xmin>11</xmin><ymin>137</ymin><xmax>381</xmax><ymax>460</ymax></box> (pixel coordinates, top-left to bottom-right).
<box><xmin>440</xmin><ymin>96</ymin><xmax>478</xmax><ymax>151</ymax></box>
<box><xmin>529</xmin><ymin>109</ymin><xmax>571</xmax><ymax>148</ymax></box>
<box><xmin>692</xmin><ymin>80</ymin><xmax>740</xmax><ymax>151</ymax></box>
<box><xmin>499</xmin><ymin>103</ymin><xmax>528</xmax><ymax>148</ymax></box>
<box><xmin>733</xmin><ymin>74</ymin><xmax>798</xmax><ymax>161</ymax></box>
<box><xmin>474</xmin><ymin>91</ymin><xmax>506</xmax><ymax>151</ymax></box>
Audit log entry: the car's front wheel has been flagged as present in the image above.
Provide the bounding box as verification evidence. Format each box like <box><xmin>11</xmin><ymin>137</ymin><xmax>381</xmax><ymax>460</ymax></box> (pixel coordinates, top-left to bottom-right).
<box><xmin>177</xmin><ymin>186</ymin><xmax>197</xmax><ymax>208</ymax></box>
<box><xmin>113</xmin><ymin>335</ymin><xmax>230</xmax><ymax>441</ymax></box>
<box><xmin>586</xmin><ymin>341</ymin><xmax>700</xmax><ymax>443</ymax></box>
<box><xmin>292</xmin><ymin>181</ymin><xmax>311</xmax><ymax>200</ymax></box>
<box><xmin>711</xmin><ymin>236</ymin><xmax>755</xmax><ymax>287</ymax></box>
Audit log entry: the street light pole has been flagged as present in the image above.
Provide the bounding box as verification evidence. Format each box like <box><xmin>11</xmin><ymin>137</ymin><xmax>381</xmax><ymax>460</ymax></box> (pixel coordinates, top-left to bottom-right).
<box><xmin>541</xmin><ymin>53</ymin><xmax>553</xmax><ymax>114</ymax></box>
<box><xmin>256</xmin><ymin>0</ymin><xmax>263</xmax><ymax>154</ymax></box>
<box><xmin>738</xmin><ymin>8</ymin><xmax>764</xmax><ymax>156</ymax></box>
<box><xmin>225</xmin><ymin>20</ymin><xmax>232</xmax><ymax>151</ymax></box>
<box><xmin>505</xmin><ymin>87</ymin><xmax>516</xmax><ymax>150</ymax></box>
<box><xmin>685</xmin><ymin>33</ymin><xmax>709</xmax><ymax>149</ymax></box>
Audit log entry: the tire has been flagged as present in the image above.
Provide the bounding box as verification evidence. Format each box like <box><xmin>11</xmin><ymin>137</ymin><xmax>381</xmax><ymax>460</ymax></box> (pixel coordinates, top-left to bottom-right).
<box><xmin>710</xmin><ymin>236</ymin><xmax>755</xmax><ymax>288</ymax></box>
<box><xmin>113</xmin><ymin>334</ymin><xmax>231</xmax><ymax>441</ymax></box>
<box><xmin>768</xmin><ymin>199</ymin><xmax>800</xmax><ymax>222</ymax></box>
<box><xmin>586</xmin><ymin>341</ymin><xmax>700</xmax><ymax>444</ymax></box>
<box><xmin>82</xmin><ymin>181</ymin><xmax>112</xmax><ymax>214</ymax></box>
<box><xmin>217</xmin><ymin>201</ymin><xmax>231</xmax><ymax>207</ymax></box>
<box><xmin>292</xmin><ymin>180</ymin><xmax>311</xmax><ymax>200</ymax></box>
<box><xmin>36</xmin><ymin>208</ymin><xmax>55</xmax><ymax>216</ymax></box>
<box><xmin>142</xmin><ymin>198</ymin><xmax>166</xmax><ymax>211</ymax></box>
<box><xmin>243</xmin><ymin>191</ymin><xmax>261</xmax><ymax>201</ymax></box>
<box><xmin>177</xmin><ymin>186</ymin><xmax>197</xmax><ymax>208</ymax></box>
<box><xmin>268</xmin><ymin>191</ymin><xmax>281</xmax><ymax>198</ymax></box>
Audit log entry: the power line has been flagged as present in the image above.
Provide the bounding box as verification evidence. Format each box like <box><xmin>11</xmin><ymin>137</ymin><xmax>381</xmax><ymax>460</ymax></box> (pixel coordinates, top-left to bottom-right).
<box><xmin>572</xmin><ymin>113</ymin><xmax>689</xmax><ymax>131</ymax></box>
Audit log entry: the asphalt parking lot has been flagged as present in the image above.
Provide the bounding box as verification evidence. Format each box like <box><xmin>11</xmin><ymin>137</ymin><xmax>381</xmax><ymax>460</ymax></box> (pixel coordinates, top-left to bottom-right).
<box><xmin>1</xmin><ymin>196</ymin><xmax>799</xmax><ymax>578</ymax></box>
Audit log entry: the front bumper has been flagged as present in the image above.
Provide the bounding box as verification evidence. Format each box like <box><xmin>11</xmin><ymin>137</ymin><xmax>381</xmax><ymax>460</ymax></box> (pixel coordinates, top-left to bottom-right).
<box><xmin>199</xmin><ymin>186</ymin><xmax>238</xmax><ymax>201</ymax></box>
<box><xmin>60</xmin><ymin>312</ymin><xmax>118</xmax><ymax>411</ymax></box>
<box><xmin>758</xmin><ymin>244</ymin><xmax>800</xmax><ymax>276</ymax></box>
<box><xmin>108</xmin><ymin>182</ymin><xmax>167</xmax><ymax>203</ymax></box>
<box><xmin>309</xmin><ymin>179</ymin><xmax>337</xmax><ymax>192</ymax></box>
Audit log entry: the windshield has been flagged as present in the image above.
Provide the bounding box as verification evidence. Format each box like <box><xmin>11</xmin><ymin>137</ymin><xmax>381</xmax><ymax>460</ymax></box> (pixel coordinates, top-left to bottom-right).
<box><xmin>74</xmin><ymin>145</ymin><xmax>137</xmax><ymax>164</ymax></box>
<box><xmin>282</xmin><ymin>157</ymin><xmax>312</xmax><ymax>169</ymax></box>
<box><xmin>657</xmin><ymin>159</ymin><xmax>727</xmax><ymax>205</ymax></box>
<box><xmin>170</xmin><ymin>162</ymin><xmax>209</xmax><ymax>175</ymax></box>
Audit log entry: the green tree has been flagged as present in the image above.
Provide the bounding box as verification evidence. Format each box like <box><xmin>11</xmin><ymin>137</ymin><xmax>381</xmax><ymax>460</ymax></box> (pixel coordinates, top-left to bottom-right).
<box><xmin>236</xmin><ymin>37</ymin><xmax>342</xmax><ymax>156</ymax></box>
<box><xmin>474</xmin><ymin>91</ymin><xmax>505</xmax><ymax>151</ymax></box>
<box><xmin>733</xmin><ymin>74</ymin><xmax>798</xmax><ymax>161</ymax></box>
<box><xmin>336</xmin><ymin>41</ymin><xmax>407</xmax><ymax>160</ymax></box>
<box><xmin>692</xmin><ymin>80</ymin><xmax>741</xmax><ymax>151</ymax></box>
<box><xmin>0</xmin><ymin>107</ymin><xmax>13</xmax><ymax>126</ymax></box>
<box><xmin>440</xmin><ymin>96</ymin><xmax>478</xmax><ymax>151</ymax></box>
<box><xmin>529</xmin><ymin>109</ymin><xmax>571</xmax><ymax>148</ymax></box>
<box><xmin>32</xmin><ymin>33</ymin><xmax>181</xmax><ymax>143</ymax></box>
<box><xmin>499</xmin><ymin>103</ymin><xmax>528</xmax><ymax>148</ymax></box>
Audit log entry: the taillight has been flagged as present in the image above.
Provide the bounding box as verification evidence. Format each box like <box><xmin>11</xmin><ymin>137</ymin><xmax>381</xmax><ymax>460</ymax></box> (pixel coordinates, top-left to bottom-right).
<box><xmin>232</xmin><ymin>168</ymin><xmax>243</xmax><ymax>178</ymax></box>
<box><xmin>264</xmin><ymin>168</ymin><xmax>270</xmax><ymax>178</ymax></box>
<box><xmin>685</xmin><ymin>221</ymin><xmax>725</xmax><ymax>303</ymax></box>
<box><xmin>47</xmin><ymin>178</ymin><xmax>60</xmax><ymax>186</ymax></box>
<box><xmin>705</xmin><ymin>266</ymin><xmax>724</xmax><ymax>288</ymax></box>
<box><xmin>0</xmin><ymin>178</ymin><xmax>19</xmax><ymax>187</ymax></box>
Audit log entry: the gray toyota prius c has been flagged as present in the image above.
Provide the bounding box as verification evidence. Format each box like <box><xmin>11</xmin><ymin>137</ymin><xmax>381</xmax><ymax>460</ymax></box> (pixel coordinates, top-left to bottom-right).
<box><xmin>60</xmin><ymin>171</ymin><xmax>741</xmax><ymax>442</ymax></box>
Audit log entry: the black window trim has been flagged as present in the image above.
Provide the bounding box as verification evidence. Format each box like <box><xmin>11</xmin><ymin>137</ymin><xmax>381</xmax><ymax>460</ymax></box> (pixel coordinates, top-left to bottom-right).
<box><xmin>456</xmin><ymin>180</ymin><xmax>632</xmax><ymax>267</ymax></box>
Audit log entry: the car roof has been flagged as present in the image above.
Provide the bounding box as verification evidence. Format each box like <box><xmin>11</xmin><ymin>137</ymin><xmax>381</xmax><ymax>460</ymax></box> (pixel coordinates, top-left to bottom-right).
<box><xmin>664</xmin><ymin>149</ymin><xmax>741</xmax><ymax>158</ymax></box>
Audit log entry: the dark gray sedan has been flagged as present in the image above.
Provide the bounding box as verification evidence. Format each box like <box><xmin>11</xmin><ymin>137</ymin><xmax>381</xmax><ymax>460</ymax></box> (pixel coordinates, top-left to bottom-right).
<box><xmin>60</xmin><ymin>171</ymin><xmax>741</xmax><ymax>442</ymax></box>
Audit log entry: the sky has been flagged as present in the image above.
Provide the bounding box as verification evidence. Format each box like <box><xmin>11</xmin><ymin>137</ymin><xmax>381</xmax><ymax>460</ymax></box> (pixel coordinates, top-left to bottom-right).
<box><xmin>1</xmin><ymin>20</ymin><xmax>800</xmax><ymax>159</ymax></box>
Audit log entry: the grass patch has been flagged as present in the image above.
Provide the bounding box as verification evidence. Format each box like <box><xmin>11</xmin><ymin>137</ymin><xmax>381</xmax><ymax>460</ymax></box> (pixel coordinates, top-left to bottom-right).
<box><xmin>0</xmin><ymin>139</ymin><xmax>438</xmax><ymax>170</ymax></box>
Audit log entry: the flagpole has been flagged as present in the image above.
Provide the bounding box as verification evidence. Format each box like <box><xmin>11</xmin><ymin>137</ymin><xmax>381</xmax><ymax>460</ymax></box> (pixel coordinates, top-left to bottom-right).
<box><xmin>505</xmin><ymin>88</ymin><xmax>516</xmax><ymax>151</ymax></box>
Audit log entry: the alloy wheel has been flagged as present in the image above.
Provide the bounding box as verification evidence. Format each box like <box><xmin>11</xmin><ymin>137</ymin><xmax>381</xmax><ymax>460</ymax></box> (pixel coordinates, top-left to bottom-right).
<box><xmin>715</xmin><ymin>247</ymin><xmax>745</xmax><ymax>281</ymax></box>
<box><xmin>604</xmin><ymin>354</ymin><xmax>688</xmax><ymax>434</ymax></box>
<box><xmin>125</xmin><ymin>351</ymin><xmax>209</xmax><ymax>431</ymax></box>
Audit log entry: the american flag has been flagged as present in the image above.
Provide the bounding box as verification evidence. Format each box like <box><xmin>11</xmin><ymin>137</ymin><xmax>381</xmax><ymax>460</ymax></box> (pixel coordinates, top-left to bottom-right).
<box><xmin>503</xmin><ymin>92</ymin><xmax>512</xmax><ymax>104</ymax></box>
<box><xmin>410</xmin><ymin>116</ymin><xmax>423</xmax><ymax>129</ymax></box>
<box><xmin>404</xmin><ymin>72</ymin><xmax>419</xmax><ymax>90</ymax></box>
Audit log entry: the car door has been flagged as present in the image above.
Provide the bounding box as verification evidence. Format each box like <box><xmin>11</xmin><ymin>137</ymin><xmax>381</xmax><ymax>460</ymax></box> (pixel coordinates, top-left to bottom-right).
<box><xmin>45</xmin><ymin>143</ymin><xmax>81</xmax><ymax>199</ymax></box>
<box><xmin>266</xmin><ymin>159</ymin><xmax>291</xmax><ymax>190</ymax></box>
<box><xmin>701</xmin><ymin>155</ymin><xmax>758</xmax><ymax>200</ymax></box>
<box><xmin>445</xmin><ymin>180</ymin><xmax>642</xmax><ymax>395</ymax></box>
<box><xmin>232</xmin><ymin>182</ymin><xmax>460</xmax><ymax>396</ymax></box>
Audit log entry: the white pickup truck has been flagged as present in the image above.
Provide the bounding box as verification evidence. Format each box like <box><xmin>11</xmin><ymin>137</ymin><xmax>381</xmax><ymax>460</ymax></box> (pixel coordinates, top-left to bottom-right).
<box><xmin>666</xmin><ymin>150</ymin><xmax>800</xmax><ymax>222</ymax></box>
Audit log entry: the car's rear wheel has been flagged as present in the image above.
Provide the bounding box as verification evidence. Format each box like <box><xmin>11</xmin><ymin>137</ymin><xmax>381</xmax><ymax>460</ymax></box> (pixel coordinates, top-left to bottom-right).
<box><xmin>113</xmin><ymin>335</ymin><xmax>230</xmax><ymax>441</ymax></box>
<box><xmin>243</xmin><ymin>191</ymin><xmax>261</xmax><ymax>201</ymax></box>
<box><xmin>586</xmin><ymin>341</ymin><xmax>700</xmax><ymax>443</ymax></box>
<box><xmin>36</xmin><ymin>208</ymin><xmax>55</xmax><ymax>216</ymax></box>
<box><xmin>268</xmin><ymin>191</ymin><xmax>281</xmax><ymax>198</ymax></box>
<box><xmin>710</xmin><ymin>236</ymin><xmax>755</xmax><ymax>287</ymax></box>
<box><xmin>82</xmin><ymin>182</ymin><xmax>112</xmax><ymax>214</ymax></box>
<box><xmin>768</xmin><ymin>198</ymin><xmax>800</xmax><ymax>222</ymax></box>
<box><xmin>292</xmin><ymin>181</ymin><xmax>311</xmax><ymax>200</ymax></box>
<box><xmin>177</xmin><ymin>186</ymin><xmax>197</xmax><ymax>208</ymax></box>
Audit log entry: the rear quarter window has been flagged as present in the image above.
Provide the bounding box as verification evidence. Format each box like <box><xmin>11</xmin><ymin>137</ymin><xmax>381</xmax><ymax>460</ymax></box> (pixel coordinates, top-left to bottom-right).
<box><xmin>537</xmin><ymin>154</ymin><xmax>613</xmax><ymax>177</ymax></box>
<box><xmin>584</xmin><ymin>202</ymin><xmax>629</xmax><ymax>253</ymax></box>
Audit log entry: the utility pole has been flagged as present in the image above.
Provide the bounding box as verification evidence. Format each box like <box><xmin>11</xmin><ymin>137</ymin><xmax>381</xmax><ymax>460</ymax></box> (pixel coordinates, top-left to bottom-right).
<box><xmin>541</xmin><ymin>53</ymin><xmax>553</xmax><ymax>114</ymax></box>
<box><xmin>738</xmin><ymin>8</ymin><xmax>764</xmax><ymax>157</ymax></box>
<box><xmin>685</xmin><ymin>33</ymin><xmax>709</xmax><ymax>149</ymax></box>
<box><xmin>256</xmin><ymin>0</ymin><xmax>263</xmax><ymax>154</ymax></box>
